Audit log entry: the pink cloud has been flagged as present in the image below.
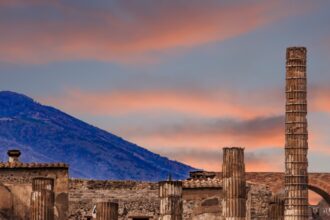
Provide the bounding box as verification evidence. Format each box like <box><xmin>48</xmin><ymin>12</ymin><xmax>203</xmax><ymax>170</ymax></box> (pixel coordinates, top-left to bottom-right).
<box><xmin>125</xmin><ymin>116</ymin><xmax>284</xmax><ymax>151</ymax></box>
<box><xmin>0</xmin><ymin>0</ymin><xmax>313</xmax><ymax>63</ymax></box>
<box><xmin>180</xmin><ymin>157</ymin><xmax>282</xmax><ymax>172</ymax></box>
<box><xmin>40</xmin><ymin>83</ymin><xmax>330</xmax><ymax>120</ymax></box>
<box><xmin>39</xmin><ymin>84</ymin><xmax>330</xmax><ymax>171</ymax></box>
<box><xmin>41</xmin><ymin>88</ymin><xmax>282</xmax><ymax>119</ymax></box>
<box><xmin>154</xmin><ymin>148</ymin><xmax>283</xmax><ymax>172</ymax></box>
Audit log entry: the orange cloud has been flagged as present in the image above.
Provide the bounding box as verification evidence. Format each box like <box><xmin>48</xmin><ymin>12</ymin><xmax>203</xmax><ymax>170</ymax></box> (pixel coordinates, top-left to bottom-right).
<box><xmin>177</xmin><ymin>157</ymin><xmax>281</xmax><ymax>172</ymax></box>
<box><xmin>0</xmin><ymin>0</ymin><xmax>311</xmax><ymax>63</ymax></box>
<box><xmin>128</xmin><ymin>120</ymin><xmax>284</xmax><ymax>151</ymax></box>
<box><xmin>40</xmin><ymin>84</ymin><xmax>330</xmax><ymax>171</ymax></box>
<box><xmin>155</xmin><ymin>148</ymin><xmax>283</xmax><ymax>172</ymax></box>
<box><xmin>43</xmin><ymin>84</ymin><xmax>330</xmax><ymax>121</ymax></box>
<box><xmin>41</xmin><ymin>88</ymin><xmax>282</xmax><ymax>119</ymax></box>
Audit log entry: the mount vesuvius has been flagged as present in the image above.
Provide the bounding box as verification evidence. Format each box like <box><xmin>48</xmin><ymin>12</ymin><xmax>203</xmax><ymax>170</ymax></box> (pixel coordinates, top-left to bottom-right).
<box><xmin>0</xmin><ymin>91</ymin><xmax>194</xmax><ymax>181</ymax></box>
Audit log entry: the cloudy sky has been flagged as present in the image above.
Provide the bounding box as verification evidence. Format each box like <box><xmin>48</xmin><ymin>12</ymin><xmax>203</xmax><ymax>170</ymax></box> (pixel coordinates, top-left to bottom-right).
<box><xmin>1</xmin><ymin>0</ymin><xmax>330</xmax><ymax>174</ymax></box>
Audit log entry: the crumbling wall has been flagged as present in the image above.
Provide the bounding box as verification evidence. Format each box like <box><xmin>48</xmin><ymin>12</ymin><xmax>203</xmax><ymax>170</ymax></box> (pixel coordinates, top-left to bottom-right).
<box><xmin>69</xmin><ymin>179</ymin><xmax>273</xmax><ymax>220</ymax></box>
<box><xmin>246</xmin><ymin>184</ymin><xmax>272</xmax><ymax>220</ymax></box>
<box><xmin>183</xmin><ymin>188</ymin><xmax>222</xmax><ymax>220</ymax></box>
<box><xmin>0</xmin><ymin>168</ymin><xmax>68</xmax><ymax>220</ymax></box>
<box><xmin>68</xmin><ymin>179</ymin><xmax>159</xmax><ymax>220</ymax></box>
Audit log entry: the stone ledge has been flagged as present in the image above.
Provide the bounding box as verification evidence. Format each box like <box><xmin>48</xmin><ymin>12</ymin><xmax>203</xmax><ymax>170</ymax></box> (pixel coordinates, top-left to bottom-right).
<box><xmin>0</xmin><ymin>162</ymin><xmax>68</xmax><ymax>169</ymax></box>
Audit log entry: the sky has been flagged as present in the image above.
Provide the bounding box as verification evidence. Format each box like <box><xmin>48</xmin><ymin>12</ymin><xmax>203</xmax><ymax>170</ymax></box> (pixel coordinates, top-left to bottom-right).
<box><xmin>1</xmin><ymin>0</ymin><xmax>330</xmax><ymax>178</ymax></box>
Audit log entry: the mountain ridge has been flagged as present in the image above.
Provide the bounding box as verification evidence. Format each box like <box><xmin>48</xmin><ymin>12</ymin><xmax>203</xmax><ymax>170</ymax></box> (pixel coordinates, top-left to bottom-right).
<box><xmin>0</xmin><ymin>91</ymin><xmax>194</xmax><ymax>181</ymax></box>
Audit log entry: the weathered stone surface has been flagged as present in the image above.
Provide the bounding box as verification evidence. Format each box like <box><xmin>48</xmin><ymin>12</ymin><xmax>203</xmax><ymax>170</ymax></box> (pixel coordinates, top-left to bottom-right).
<box><xmin>201</xmin><ymin>198</ymin><xmax>219</xmax><ymax>207</ymax></box>
<box><xmin>68</xmin><ymin>179</ymin><xmax>273</xmax><ymax>220</ymax></box>
<box><xmin>30</xmin><ymin>190</ymin><xmax>55</xmax><ymax>220</ymax></box>
<box><xmin>159</xmin><ymin>181</ymin><xmax>183</xmax><ymax>220</ymax></box>
<box><xmin>0</xmin><ymin>166</ymin><xmax>68</xmax><ymax>219</ymax></box>
<box><xmin>246</xmin><ymin>184</ymin><xmax>272</xmax><ymax>220</ymax></box>
<box><xmin>183</xmin><ymin>188</ymin><xmax>222</xmax><ymax>220</ymax></box>
<box><xmin>30</xmin><ymin>178</ymin><xmax>55</xmax><ymax>220</ymax></box>
<box><xmin>268</xmin><ymin>194</ymin><xmax>284</xmax><ymax>220</ymax></box>
<box><xmin>96</xmin><ymin>202</ymin><xmax>118</xmax><ymax>220</ymax></box>
<box><xmin>222</xmin><ymin>147</ymin><xmax>246</xmax><ymax>220</ymax></box>
<box><xmin>68</xmin><ymin>179</ymin><xmax>159</xmax><ymax>219</ymax></box>
<box><xmin>285</xmin><ymin>47</ymin><xmax>309</xmax><ymax>220</ymax></box>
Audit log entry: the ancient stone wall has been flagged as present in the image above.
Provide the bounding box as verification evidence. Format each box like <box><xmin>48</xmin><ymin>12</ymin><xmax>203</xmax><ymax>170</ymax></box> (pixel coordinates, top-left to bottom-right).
<box><xmin>68</xmin><ymin>179</ymin><xmax>272</xmax><ymax>220</ymax></box>
<box><xmin>0</xmin><ymin>167</ymin><xmax>68</xmax><ymax>220</ymax></box>
<box><xmin>68</xmin><ymin>179</ymin><xmax>159</xmax><ymax>220</ymax></box>
<box><xmin>182</xmin><ymin>188</ymin><xmax>222</xmax><ymax>220</ymax></box>
<box><xmin>246</xmin><ymin>184</ymin><xmax>272</xmax><ymax>220</ymax></box>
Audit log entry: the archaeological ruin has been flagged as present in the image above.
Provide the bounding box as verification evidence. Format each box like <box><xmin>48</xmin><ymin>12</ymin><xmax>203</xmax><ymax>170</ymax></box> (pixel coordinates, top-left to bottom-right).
<box><xmin>0</xmin><ymin>150</ymin><xmax>68</xmax><ymax>219</ymax></box>
<box><xmin>222</xmin><ymin>147</ymin><xmax>246</xmax><ymax>220</ymax></box>
<box><xmin>0</xmin><ymin>47</ymin><xmax>329</xmax><ymax>219</ymax></box>
<box><xmin>285</xmin><ymin>47</ymin><xmax>309</xmax><ymax>220</ymax></box>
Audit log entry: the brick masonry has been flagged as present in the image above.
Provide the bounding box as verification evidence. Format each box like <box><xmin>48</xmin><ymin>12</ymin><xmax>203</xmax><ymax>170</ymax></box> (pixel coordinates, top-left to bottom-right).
<box><xmin>0</xmin><ymin>165</ymin><xmax>68</xmax><ymax>220</ymax></box>
<box><xmin>68</xmin><ymin>179</ymin><xmax>273</xmax><ymax>220</ymax></box>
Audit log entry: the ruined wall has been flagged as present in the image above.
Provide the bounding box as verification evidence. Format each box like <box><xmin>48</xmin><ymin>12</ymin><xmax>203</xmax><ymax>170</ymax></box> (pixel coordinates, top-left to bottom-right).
<box><xmin>68</xmin><ymin>179</ymin><xmax>159</xmax><ymax>219</ymax></box>
<box><xmin>182</xmin><ymin>188</ymin><xmax>222</xmax><ymax>220</ymax></box>
<box><xmin>246</xmin><ymin>184</ymin><xmax>272</xmax><ymax>220</ymax></box>
<box><xmin>0</xmin><ymin>167</ymin><xmax>68</xmax><ymax>220</ymax></box>
<box><xmin>69</xmin><ymin>179</ymin><xmax>272</xmax><ymax>220</ymax></box>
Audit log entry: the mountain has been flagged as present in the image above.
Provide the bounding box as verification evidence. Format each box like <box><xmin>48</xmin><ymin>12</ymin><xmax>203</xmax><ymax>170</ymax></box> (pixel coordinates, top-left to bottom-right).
<box><xmin>0</xmin><ymin>91</ymin><xmax>194</xmax><ymax>181</ymax></box>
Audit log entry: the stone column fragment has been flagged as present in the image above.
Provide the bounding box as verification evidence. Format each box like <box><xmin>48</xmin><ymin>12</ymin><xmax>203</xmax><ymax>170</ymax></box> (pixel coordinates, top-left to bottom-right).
<box><xmin>96</xmin><ymin>202</ymin><xmax>118</xmax><ymax>220</ymax></box>
<box><xmin>30</xmin><ymin>178</ymin><xmax>55</xmax><ymax>220</ymax></box>
<box><xmin>159</xmin><ymin>181</ymin><xmax>183</xmax><ymax>220</ymax></box>
<box><xmin>268</xmin><ymin>195</ymin><xmax>285</xmax><ymax>220</ymax></box>
<box><xmin>222</xmin><ymin>147</ymin><xmax>246</xmax><ymax>220</ymax></box>
<box><xmin>284</xmin><ymin>47</ymin><xmax>309</xmax><ymax>220</ymax></box>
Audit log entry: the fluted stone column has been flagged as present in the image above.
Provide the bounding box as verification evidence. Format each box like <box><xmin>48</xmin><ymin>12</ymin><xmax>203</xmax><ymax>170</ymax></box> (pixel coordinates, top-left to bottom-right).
<box><xmin>30</xmin><ymin>178</ymin><xmax>55</xmax><ymax>220</ymax></box>
<box><xmin>222</xmin><ymin>147</ymin><xmax>246</xmax><ymax>220</ymax></box>
<box><xmin>268</xmin><ymin>195</ymin><xmax>285</xmax><ymax>220</ymax></box>
<box><xmin>159</xmin><ymin>181</ymin><xmax>183</xmax><ymax>220</ymax></box>
<box><xmin>96</xmin><ymin>202</ymin><xmax>118</xmax><ymax>220</ymax></box>
<box><xmin>284</xmin><ymin>47</ymin><xmax>309</xmax><ymax>220</ymax></box>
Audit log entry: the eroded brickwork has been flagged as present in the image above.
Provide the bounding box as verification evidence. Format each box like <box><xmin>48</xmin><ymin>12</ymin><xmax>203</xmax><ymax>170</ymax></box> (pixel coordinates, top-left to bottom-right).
<box><xmin>285</xmin><ymin>47</ymin><xmax>309</xmax><ymax>220</ymax></box>
<box><xmin>68</xmin><ymin>179</ymin><xmax>159</xmax><ymax>219</ymax></box>
<box><xmin>68</xmin><ymin>179</ymin><xmax>273</xmax><ymax>220</ymax></box>
<box><xmin>0</xmin><ymin>165</ymin><xmax>68</xmax><ymax>220</ymax></box>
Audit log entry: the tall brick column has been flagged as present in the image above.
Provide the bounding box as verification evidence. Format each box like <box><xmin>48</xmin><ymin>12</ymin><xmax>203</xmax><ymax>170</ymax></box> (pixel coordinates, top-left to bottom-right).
<box><xmin>96</xmin><ymin>202</ymin><xmax>118</xmax><ymax>220</ymax></box>
<box><xmin>159</xmin><ymin>181</ymin><xmax>183</xmax><ymax>220</ymax></box>
<box><xmin>222</xmin><ymin>147</ymin><xmax>246</xmax><ymax>220</ymax></box>
<box><xmin>30</xmin><ymin>178</ymin><xmax>55</xmax><ymax>220</ymax></box>
<box><xmin>284</xmin><ymin>47</ymin><xmax>309</xmax><ymax>220</ymax></box>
